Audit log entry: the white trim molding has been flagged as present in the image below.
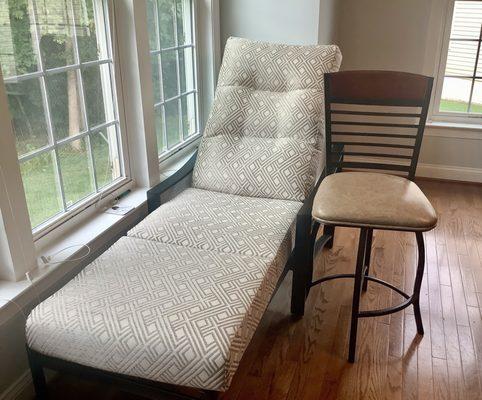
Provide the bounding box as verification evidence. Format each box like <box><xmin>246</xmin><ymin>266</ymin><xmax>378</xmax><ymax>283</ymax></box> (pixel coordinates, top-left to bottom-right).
<box><xmin>0</xmin><ymin>69</ymin><xmax>37</xmax><ymax>282</ymax></box>
<box><xmin>113</xmin><ymin>0</ymin><xmax>160</xmax><ymax>189</ymax></box>
<box><xmin>197</xmin><ymin>0</ymin><xmax>221</xmax><ymax>129</ymax></box>
<box><xmin>416</xmin><ymin>163</ymin><xmax>482</xmax><ymax>183</ymax></box>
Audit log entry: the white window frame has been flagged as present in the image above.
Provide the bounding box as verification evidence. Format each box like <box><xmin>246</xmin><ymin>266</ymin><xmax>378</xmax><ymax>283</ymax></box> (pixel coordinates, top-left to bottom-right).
<box><xmin>0</xmin><ymin>0</ymin><xmax>133</xmax><ymax>241</ymax></box>
<box><xmin>431</xmin><ymin>0</ymin><xmax>482</xmax><ymax>124</ymax></box>
<box><xmin>0</xmin><ymin>0</ymin><xmax>219</xmax><ymax>282</ymax></box>
<box><xmin>148</xmin><ymin>0</ymin><xmax>202</xmax><ymax>163</ymax></box>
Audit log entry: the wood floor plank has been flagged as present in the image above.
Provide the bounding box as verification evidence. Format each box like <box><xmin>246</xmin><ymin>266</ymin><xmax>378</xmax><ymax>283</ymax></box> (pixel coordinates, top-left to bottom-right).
<box><xmin>426</xmin><ymin>226</ymin><xmax>447</xmax><ymax>360</ymax></box>
<box><xmin>458</xmin><ymin>324</ymin><xmax>481</xmax><ymax>400</ymax></box>
<box><xmin>417</xmin><ymin>274</ymin><xmax>434</xmax><ymax>400</ymax></box>
<box><xmin>440</xmin><ymin>284</ymin><xmax>467</xmax><ymax>400</ymax></box>
<box><xmin>402</xmin><ymin>313</ymin><xmax>419</xmax><ymax>400</ymax></box>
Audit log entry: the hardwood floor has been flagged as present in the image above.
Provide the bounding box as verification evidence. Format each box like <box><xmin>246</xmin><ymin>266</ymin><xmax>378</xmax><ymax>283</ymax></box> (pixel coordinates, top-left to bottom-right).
<box><xmin>46</xmin><ymin>180</ymin><xmax>482</xmax><ymax>400</ymax></box>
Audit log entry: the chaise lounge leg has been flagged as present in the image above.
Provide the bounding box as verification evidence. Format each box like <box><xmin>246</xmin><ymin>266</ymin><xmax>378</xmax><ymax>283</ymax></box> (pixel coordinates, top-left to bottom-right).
<box><xmin>323</xmin><ymin>225</ymin><xmax>335</xmax><ymax>249</ymax></box>
<box><xmin>204</xmin><ymin>390</ymin><xmax>219</xmax><ymax>399</ymax></box>
<box><xmin>26</xmin><ymin>347</ymin><xmax>48</xmax><ymax>399</ymax></box>
<box><xmin>348</xmin><ymin>228</ymin><xmax>368</xmax><ymax>363</ymax></box>
<box><xmin>291</xmin><ymin>210</ymin><xmax>313</xmax><ymax>317</ymax></box>
<box><xmin>362</xmin><ymin>228</ymin><xmax>373</xmax><ymax>292</ymax></box>
<box><xmin>413</xmin><ymin>232</ymin><xmax>426</xmax><ymax>335</ymax></box>
<box><xmin>291</xmin><ymin>263</ymin><xmax>306</xmax><ymax>317</ymax></box>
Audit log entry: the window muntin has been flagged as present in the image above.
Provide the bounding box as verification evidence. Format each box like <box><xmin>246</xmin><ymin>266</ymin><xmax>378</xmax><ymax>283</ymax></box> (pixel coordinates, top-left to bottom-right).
<box><xmin>0</xmin><ymin>0</ymin><xmax>124</xmax><ymax>230</ymax></box>
<box><xmin>147</xmin><ymin>0</ymin><xmax>199</xmax><ymax>157</ymax></box>
<box><xmin>439</xmin><ymin>1</ymin><xmax>482</xmax><ymax>115</ymax></box>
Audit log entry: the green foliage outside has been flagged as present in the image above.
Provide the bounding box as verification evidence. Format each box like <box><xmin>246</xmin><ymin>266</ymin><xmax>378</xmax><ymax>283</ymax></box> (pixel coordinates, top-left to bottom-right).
<box><xmin>440</xmin><ymin>99</ymin><xmax>482</xmax><ymax>114</ymax></box>
<box><xmin>0</xmin><ymin>0</ymin><xmax>194</xmax><ymax>228</ymax></box>
<box><xmin>0</xmin><ymin>0</ymin><xmax>116</xmax><ymax>228</ymax></box>
<box><xmin>21</xmin><ymin>136</ymin><xmax>112</xmax><ymax>227</ymax></box>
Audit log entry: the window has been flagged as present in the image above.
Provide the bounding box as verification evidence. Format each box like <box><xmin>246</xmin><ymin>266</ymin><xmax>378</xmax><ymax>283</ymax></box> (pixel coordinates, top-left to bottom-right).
<box><xmin>435</xmin><ymin>1</ymin><xmax>482</xmax><ymax>118</ymax></box>
<box><xmin>147</xmin><ymin>0</ymin><xmax>199</xmax><ymax>159</ymax></box>
<box><xmin>0</xmin><ymin>0</ymin><xmax>124</xmax><ymax>230</ymax></box>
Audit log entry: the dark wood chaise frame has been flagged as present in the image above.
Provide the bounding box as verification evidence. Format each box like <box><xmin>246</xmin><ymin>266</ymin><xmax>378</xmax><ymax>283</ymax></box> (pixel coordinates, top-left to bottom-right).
<box><xmin>26</xmin><ymin>148</ymin><xmax>331</xmax><ymax>399</ymax></box>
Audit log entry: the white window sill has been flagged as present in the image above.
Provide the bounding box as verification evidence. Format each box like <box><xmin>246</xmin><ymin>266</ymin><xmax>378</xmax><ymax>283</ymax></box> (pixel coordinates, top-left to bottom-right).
<box><xmin>425</xmin><ymin>121</ymin><xmax>482</xmax><ymax>140</ymax></box>
<box><xmin>427</xmin><ymin>120</ymin><xmax>482</xmax><ymax>131</ymax></box>
<box><xmin>159</xmin><ymin>136</ymin><xmax>200</xmax><ymax>180</ymax></box>
<box><xmin>0</xmin><ymin>188</ymin><xmax>148</xmax><ymax>325</ymax></box>
<box><xmin>0</xmin><ymin>143</ymin><xmax>199</xmax><ymax>325</ymax></box>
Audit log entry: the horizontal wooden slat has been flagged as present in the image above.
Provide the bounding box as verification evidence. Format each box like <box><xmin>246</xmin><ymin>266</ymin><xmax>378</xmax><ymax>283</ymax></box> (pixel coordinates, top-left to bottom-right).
<box><xmin>332</xmin><ymin>141</ymin><xmax>415</xmax><ymax>149</ymax></box>
<box><xmin>334</xmin><ymin>152</ymin><xmax>413</xmax><ymax>160</ymax></box>
<box><xmin>331</xmin><ymin>161</ymin><xmax>412</xmax><ymax>172</ymax></box>
<box><xmin>331</xmin><ymin>121</ymin><xmax>419</xmax><ymax>129</ymax></box>
<box><xmin>330</xmin><ymin>110</ymin><xmax>421</xmax><ymax>118</ymax></box>
<box><xmin>331</xmin><ymin>131</ymin><xmax>417</xmax><ymax>139</ymax></box>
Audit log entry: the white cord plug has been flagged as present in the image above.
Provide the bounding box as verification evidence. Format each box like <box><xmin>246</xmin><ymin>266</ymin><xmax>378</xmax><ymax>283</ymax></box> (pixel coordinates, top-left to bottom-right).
<box><xmin>40</xmin><ymin>255</ymin><xmax>51</xmax><ymax>265</ymax></box>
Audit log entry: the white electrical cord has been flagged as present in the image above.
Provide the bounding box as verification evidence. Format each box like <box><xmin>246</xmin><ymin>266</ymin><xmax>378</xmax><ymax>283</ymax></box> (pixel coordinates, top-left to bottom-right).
<box><xmin>40</xmin><ymin>243</ymin><xmax>91</xmax><ymax>266</ymax></box>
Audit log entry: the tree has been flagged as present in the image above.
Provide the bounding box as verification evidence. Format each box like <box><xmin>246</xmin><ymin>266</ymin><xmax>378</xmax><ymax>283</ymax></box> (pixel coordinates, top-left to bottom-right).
<box><xmin>1</xmin><ymin>0</ymin><xmax>102</xmax><ymax>152</ymax></box>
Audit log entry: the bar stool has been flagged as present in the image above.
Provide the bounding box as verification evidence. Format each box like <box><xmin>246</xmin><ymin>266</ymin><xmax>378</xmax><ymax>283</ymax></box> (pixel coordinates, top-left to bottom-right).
<box><xmin>310</xmin><ymin>71</ymin><xmax>437</xmax><ymax>362</ymax></box>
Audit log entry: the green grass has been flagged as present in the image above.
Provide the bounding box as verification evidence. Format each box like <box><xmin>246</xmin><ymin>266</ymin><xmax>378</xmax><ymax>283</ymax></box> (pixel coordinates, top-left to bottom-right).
<box><xmin>21</xmin><ymin>141</ymin><xmax>113</xmax><ymax>228</ymax></box>
<box><xmin>19</xmin><ymin>111</ymin><xmax>192</xmax><ymax>228</ymax></box>
<box><xmin>440</xmin><ymin>99</ymin><xmax>482</xmax><ymax>114</ymax></box>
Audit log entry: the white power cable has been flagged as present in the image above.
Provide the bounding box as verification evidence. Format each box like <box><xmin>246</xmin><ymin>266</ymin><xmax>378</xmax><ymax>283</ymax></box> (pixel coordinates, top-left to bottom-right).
<box><xmin>40</xmin><ymin>243</ymin><xmax>91</xmax><ymax>266</ymax></box>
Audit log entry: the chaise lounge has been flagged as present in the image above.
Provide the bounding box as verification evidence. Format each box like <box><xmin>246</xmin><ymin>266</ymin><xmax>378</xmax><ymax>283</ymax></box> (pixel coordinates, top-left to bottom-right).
<box><xmin>25</xmin><ymin>37</ymin><xmax>342</xmax><ymax>398</ymax></box>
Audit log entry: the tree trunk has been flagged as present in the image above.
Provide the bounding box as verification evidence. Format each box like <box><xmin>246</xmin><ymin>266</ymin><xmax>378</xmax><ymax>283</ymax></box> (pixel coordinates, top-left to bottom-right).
<box><xmin>65</xmin><ymin>1</ymin><xmax>82</xmax><ymax>151</ymax></box>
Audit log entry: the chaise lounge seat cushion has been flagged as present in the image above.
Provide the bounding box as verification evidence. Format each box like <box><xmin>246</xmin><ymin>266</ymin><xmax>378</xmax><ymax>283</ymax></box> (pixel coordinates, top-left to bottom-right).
<box><xmin>26</xmin><ymin>237</ymin><xmax>282</xmax><ymax>391</ymax></box>
<box><xmin>128</xmin><ymin>188</ymin><xmax>301</xmax><ymax>259</ymax></box>
<box><xmin>26</xmin><ymin>191</ymin><xmax>302</xmax><ymax>391</ymax></box>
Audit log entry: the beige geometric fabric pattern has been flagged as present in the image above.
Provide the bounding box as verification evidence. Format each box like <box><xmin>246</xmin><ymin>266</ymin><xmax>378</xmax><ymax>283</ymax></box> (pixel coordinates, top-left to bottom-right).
<box><xmin>127</xmin><ymin>188</ymin><xmax>301</xmax><ymax>259</ymax></box>
<box><xmin>26</xmin><ymin>38</ymin><xmax>343</xmax><ymax>394</ymax></box>
<box><xmin>193</xmin><ymin>37</ymin><xmax>342</xmax><ymax>201</ymax></box>
<box><xmin>26</xmin><ymin>236</ymin><xmax>286</xmax><ymax>391</ymax></box>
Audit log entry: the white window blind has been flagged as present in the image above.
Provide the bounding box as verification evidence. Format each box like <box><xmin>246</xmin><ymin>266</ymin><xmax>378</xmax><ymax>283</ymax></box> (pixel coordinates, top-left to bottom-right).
<box><xmin>440</xmin><ymin>1</ymin><xmax>482</xmax><ymax>114</ymax></box>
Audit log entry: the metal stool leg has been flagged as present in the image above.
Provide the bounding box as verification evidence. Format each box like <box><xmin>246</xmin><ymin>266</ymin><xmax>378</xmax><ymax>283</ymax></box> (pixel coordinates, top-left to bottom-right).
<box><xmin>348</xmin><ymin>228</ymin><xmax>368</xmax><ymax>363</ymax></box>
<box><xmin>413</xmin><ymin>232</ymin><xmax>425</xmax><ymax>335</ymax></box>
<box><xmin>362</xmin><ymin>228</ymin><xmax>373</xmax><ymax>292</ymax></box>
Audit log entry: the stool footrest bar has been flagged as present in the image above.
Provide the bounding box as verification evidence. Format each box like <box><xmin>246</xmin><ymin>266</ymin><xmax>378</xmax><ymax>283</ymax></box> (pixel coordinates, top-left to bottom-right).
<box><xmin>311</xmin><ymin>274</ymin><xmax>410</xmax><ymax>299</ymax></box>
<box><xmin>310</xmin><ymin>273</ymin><xmax>414</xmax><ymax>318</ymax></box>
<box><xmin>358</xmin><ymin>297</ymin><xmax>413</xmax><ymax>318</ymax></box>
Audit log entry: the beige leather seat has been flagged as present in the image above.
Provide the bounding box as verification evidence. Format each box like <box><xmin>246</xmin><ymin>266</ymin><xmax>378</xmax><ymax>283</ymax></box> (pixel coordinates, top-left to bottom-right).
<box><xmin>313</xmin><ymin>172</ymin><xmax>437</xmax><ymax>232</ymax></box>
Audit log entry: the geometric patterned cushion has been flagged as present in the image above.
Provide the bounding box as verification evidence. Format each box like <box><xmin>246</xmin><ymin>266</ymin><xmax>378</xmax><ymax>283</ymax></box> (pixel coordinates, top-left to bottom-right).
<box><xmin>26</xmin><ymin>236</ymin><xmax>287</xmax><ymax>391</ymax></box>
<box><xmin>192</xmin><ymin>37</ymin><xmax>342</xmax><ymax>201</ymax></box>
<box><xmin>127</xmin><ymin>188</ymin><xmax>302</xmax><ymax>259</ymax></box>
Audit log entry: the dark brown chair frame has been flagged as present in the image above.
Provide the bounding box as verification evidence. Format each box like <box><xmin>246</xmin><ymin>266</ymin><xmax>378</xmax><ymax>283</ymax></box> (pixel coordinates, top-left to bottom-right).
<box><xmin>310</xmin><ymin>71</ymin><xmax>434</xmax><ymax>362</ymax></box>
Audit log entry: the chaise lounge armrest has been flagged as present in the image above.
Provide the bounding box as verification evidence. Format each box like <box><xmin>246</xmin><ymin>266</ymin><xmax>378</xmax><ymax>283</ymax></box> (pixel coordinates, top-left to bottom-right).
<box><xmin>147</xmin><ymin>150</ymin><xmax>198</xmax><ymax>213</ymax></box>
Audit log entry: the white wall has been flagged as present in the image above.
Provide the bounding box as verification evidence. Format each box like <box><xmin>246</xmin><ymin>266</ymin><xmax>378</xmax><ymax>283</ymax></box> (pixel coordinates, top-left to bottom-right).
<box><xmin>318</xmin><ymin>0</ymin><xmax>338</xmax><ymax>44</ymax></box>
<box><xmin>220</xmin><ymin>0</ymin><xmax>321</xmax><ymax>48</ymax></box>
<box><xmin>337</xmin><ymin>0</ymin><xmax>433</xmax><ymax>73</ymax></box>
<box><xmin>220</xmin><ymin>0</ymin><xmax>482</xmax><ymax>182</ymax></box>
<box><xmin>336</xmin><ymin>0</ymin><xmax>482</xmax><ymax>181</ymax></box>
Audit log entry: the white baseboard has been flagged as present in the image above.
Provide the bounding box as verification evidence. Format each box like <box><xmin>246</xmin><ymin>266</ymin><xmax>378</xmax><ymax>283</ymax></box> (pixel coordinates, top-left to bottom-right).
<box><xmin>416</xmin><ymin>163</ymin><xmax>482</xmax><ymax>183</ymax></box>
<box><xmin>0</xmin><ymin>371</ymin><xmax>33</xmax><ymax>400</ymax></box>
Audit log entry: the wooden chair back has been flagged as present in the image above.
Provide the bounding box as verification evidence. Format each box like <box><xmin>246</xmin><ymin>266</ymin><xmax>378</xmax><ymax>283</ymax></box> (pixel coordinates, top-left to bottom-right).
<box><xmin>324</xmin><ymin>70</ymin><xmax>433</xmax><ymax>180</ymax></box>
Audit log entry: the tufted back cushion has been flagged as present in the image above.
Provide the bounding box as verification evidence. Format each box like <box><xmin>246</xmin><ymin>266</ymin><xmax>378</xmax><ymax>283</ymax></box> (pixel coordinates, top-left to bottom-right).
<box><xmin>192</xmin><ymin>37</ymin><xmax>342</xmax><ymax>202</ymax></box>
